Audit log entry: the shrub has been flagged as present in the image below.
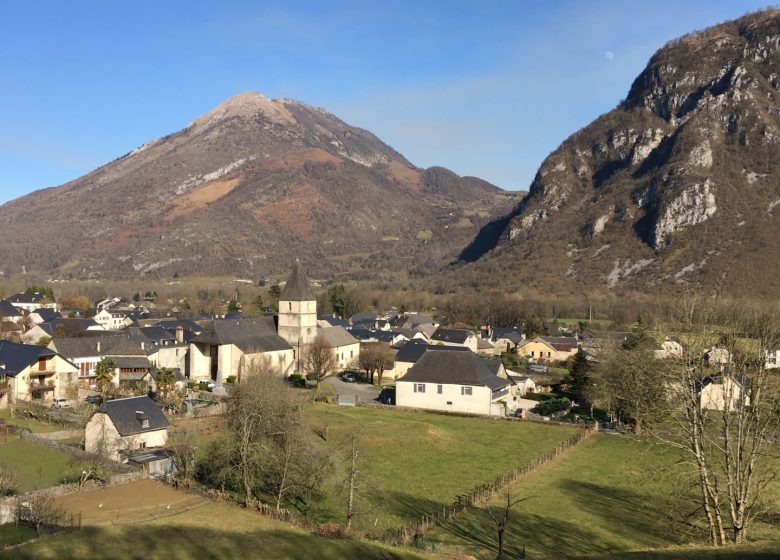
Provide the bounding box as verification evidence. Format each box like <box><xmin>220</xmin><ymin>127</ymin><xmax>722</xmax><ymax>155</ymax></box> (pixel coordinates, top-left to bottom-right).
<box><xmin>225</xmin><ymin>375</ymin><xmax>237</xmax><ymax>384</ymax></box>
<box><xmin>288</xmin><ymin>373</ymin><xmax>306</xmax><ymax>388</ymax></box>
<box><xmin>316</xmin><ymin>522</ymin><xmax>346</xmax><ymax>538</ymax></box>
<box><xmin>523</xmin><ymin>392</ymin><xmax>555</xmax><ymax>402</ymax></box>
<box><xmin>533</xmin><ymin>397</ymin><xmax>572</xmax><ymax>417</ymax></box>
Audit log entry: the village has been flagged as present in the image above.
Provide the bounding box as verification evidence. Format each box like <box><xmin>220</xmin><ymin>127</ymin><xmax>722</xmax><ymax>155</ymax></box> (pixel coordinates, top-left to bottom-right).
<box><xmin>0</xmin><ymin>261</ymin><xmax>770</xmax><ymax>555</ymax></box>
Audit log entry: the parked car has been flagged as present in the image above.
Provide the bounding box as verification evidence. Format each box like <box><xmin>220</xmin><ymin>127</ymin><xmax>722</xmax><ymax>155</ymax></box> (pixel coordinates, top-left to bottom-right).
<box><xmin>341</xmin><ymin>372</ymin><xmax>358</xmax><ymax>383</ymax></box>
<box><xmin>51</xmin><ymin>398</ymin><xmax>71</xmax><ymax>409</ymax></box>
<box><xmin>199</xmin><ymin>380</ymin><xmax>215</xmax><ymax>390</ymax></box>
<box><xmin>84</xmin><ymin>395</ymin><xmax>103</xmax><ymax>405</ymax></box>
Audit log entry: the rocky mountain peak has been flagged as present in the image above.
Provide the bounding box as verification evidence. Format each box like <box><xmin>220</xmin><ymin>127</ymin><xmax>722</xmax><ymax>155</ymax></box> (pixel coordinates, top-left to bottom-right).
<box><xmin>458</xmin><ymin>9</ymin><xmax>780</xmax><ymax>297</ymax></box>
<box><xmin>189</xmin><ymin>91</ymin><xmax>296</xmax><ymax>129</ymax></box>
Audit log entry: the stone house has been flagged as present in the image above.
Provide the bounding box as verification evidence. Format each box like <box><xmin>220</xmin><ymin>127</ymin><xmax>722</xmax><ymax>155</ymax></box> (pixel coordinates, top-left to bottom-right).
<box><xmin>318</xmin><ymin>326</ymin><xmax>360</xmax><ymax>371</ymax></box>
<box><xmin>85</xmin><ymin>396</ymin><xmax>170</xmax><ymax>462</ymax></box>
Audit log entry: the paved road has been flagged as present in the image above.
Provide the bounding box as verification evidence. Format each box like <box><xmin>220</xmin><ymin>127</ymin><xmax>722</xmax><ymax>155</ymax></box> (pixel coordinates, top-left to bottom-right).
<box><xmin>323</xmin><ymin>376</ymin><xmax>381</xmax><ymax>404</ymax></box>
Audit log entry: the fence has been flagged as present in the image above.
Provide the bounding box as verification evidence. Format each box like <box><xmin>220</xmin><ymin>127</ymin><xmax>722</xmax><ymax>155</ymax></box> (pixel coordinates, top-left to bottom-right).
<box><xmin>382</xmin><ymin>423</ymin><xmax>598</xmax><ymax>545</ymax></box>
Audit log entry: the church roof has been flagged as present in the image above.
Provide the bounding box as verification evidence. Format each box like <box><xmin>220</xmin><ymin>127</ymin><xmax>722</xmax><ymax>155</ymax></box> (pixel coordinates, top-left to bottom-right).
<box><xmin>281</xmin><ymin>260</ymin><xmax>315</xmax><ymax>301</ymax></box>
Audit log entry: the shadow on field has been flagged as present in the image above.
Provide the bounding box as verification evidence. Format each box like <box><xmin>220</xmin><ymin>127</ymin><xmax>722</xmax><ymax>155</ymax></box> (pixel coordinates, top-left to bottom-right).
<box><xmin>6</xmin><ymin>525</ymin><xmax>425</xmax><ymax>560</ymax></box>
<box><xmin>559</xmin><ymin>479</ymin><xmax>697</xmax><ymax>546</ymax></box>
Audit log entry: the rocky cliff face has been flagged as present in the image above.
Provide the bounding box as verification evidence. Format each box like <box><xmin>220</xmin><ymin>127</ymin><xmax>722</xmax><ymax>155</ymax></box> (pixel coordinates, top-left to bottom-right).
<box><xmin>0</xmin><ymin>93</ymin><xmax>519</xmax><ymax>280</ymax></box>
<box><xmin>460</xmin><ymin>10</ymin><xmax>780</xmax><ymax>296</ymax></box>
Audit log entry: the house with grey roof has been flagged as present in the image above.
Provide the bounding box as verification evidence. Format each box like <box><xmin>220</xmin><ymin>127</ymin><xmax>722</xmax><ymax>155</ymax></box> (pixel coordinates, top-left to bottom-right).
<box><xmin>0</xmin><ymin>341</ymin><xmax>78</xmax><ymax>406</ymax></box>
<box><xmin>85</xmin><ymin>396</ymin><xmax>170</xmax><ymax>462</ymax></box>
<box><xmin>430</xmin><ymin>327</ymin><xmax>479</xmax><ymax>352</ymax></box>
<box><xmin>396</xmin><ymin>350</ymin><xmax>511</xmax><ymax>416</ymax></box>
<box><xmin>48</xmin><ymin>335</ymin><xmax>151</xmax><ymax>388</ymax></box>
<box><xmin>318</xmin><ymin>326</ymin><xmax>360</xmax><ymax>371</ymax></box>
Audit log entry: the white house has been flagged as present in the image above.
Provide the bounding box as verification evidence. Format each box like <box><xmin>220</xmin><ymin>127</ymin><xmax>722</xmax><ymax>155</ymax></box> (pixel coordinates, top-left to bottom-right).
<box><xmin>655</xmin><ymin>338</ymin><xmax>684</xmax><ymax>359</ymax></box>
<box><xmin>6</xmin><ymin>293</ymin><xmax>57</xmax><ymax>313</ymax></box>
<box><xmin>318</xmin><ymin>326</ymin><xmax>360</xmax><ymax>371</ymax></box>
<box><xmin>396</xmin><ymin>350</ymin><xmax>510</xmax><ymax>416</ymax></box>
<box><xmin>764</xmin><ymin>348</ymin><xmax>780</xmax><ymax>369</ymax></box>
<box><xmin>700</xmin><ymin>375</ymin><xmax>751</xmax><ymax>412</ymax></box>
<box><xmin>85</xmin><ymin>396</ymin><xmax>170</xmax><ymax>462</ymax></box>
<box><xmin>94</xmin><ymin>309</ymin><xmax>134</xmax><ymax>331</ymax></box>
<box><xmin>429</xmin><ymin>328</ymin><xmax>479</xmax><ymax>352</ymax></box>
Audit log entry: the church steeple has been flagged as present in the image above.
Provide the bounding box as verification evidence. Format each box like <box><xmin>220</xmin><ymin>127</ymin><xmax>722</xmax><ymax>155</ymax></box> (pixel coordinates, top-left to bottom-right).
<box><xmin>277</xmin><ymin>260</ymin><xmax>317</xmax><ymax>373</ymax></box>
<box><xmin>281</xmin><ymin>258</ymin><xmax>315</xmax><ymax>302</ymax></box>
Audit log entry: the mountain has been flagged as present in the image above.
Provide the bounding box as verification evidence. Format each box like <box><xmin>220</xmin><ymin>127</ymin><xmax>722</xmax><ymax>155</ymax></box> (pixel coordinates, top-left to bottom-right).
<box><xmin>0</xmin><ymin>93</ymin><xmax>520</xmax><ymax>281</ymax></box>
<box><xmin>459</xmin><ymin>9</ymin><xmax>780</xmax><ymax>297</ymax></box>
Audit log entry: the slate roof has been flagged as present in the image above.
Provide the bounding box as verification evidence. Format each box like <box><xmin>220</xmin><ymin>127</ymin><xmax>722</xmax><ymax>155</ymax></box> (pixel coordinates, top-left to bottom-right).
<box><xmin>319</xmin><ymin>326</ymin><xmax>358</xmax><ymax>348</ymax></box>
<box><xmin>477</xmin><ymin>338</ymin><xmax>495</xmax><ymax>350</ymax></box>
<box><xmin>114</xmin><ymin>357</ymin><xmax>152</xmax><ymax>369</ymax></box>
<box><xmin>48</xmin><ymin>317</ymin><xmax>101</xmax><ymax>337</ymax></box>
<box><xmin>192</xmin><ymin>317</ymin><xmax>291</xmax><ymax>353</ymax></box>
<box><xmin>395</xmin><ymin>340</ymin><xmax>470</xmax><ymax>364</ymax></box>
<box><xmin>431</xmin><ymin>328</ymin><xmax>475</xmax><ymax>344</ymax></box>
<box><xmin>0</xmin><ymin>341</ymin><xmax>58</xmax><ymax>376</ymax></box>
<box><xmin>400</xmin><ymin>350</ymin><xmax>509</xmax><ymax>390</ymax></box>
<box><xmin>99</xmin><ymin>396</ymin><xmax>169</xmax><ymax>436</ymax></box>
<box><xmin>541</xmin><ymin>336</ymin><xmax>578</xmax><ymax>352</ymax></box>
<box><xmin>491</xmin><ymin>328</ymin><xmax>524</xmax><ymax>343</ymax></box>
<box><xmin>318</xmin><ymin>314</ymin><xmax>350</xmax><ymax>328</ymax></box>
<box><xmin>133</xmin><ymin>326</ymin><xmax>176</xmax><ymax>343</ymax></box>
<box><xmin>154</xmin><ymin>319</ymin><xmax>204</xmax><ymax>334</ymax></box>
<box><xmin>30</xmin><ymin>306</ymin><xmax>55</xmax><ymax>318</ymax></box>
<box><xmin>0</xmin><ymin>300</ymin><xmax>23</xmax><ymax>317</ymax></box>
<box><xmin>8</xmin><ymin>293</ymin><xmax>44</xmax><ymax>304</ymax></box>
<box><xmin>51</xmin><ymin>335</ymin><xmax>146</xmax><ymax>359</ymax></box>
<box><xmin>280</xmin><ymin>260</ymin><xmax>315</xmax><ymax>301</ymax></box>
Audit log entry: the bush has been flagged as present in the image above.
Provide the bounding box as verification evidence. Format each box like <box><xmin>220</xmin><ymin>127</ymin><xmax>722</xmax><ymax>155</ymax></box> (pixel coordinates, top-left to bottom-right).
<box><xmin>288</xmin><ymin>374</ymin><xmax>306</xmax><ymax>388</ymax></box>
<box><xmin>225</xmin><ymin>375</ymin><xmax>237</xmax><ymax>384</ymax></box>
<box><xmin>533</xmin><ymin>397</ymin><xmax>572</xmax><ymax>417</ymax></box>
<box><xmin>522</xmin><ymin>392</ymin><xmax>556</xmax><ymax>402</ymax></box>
<box><xmin>316</xmin><ymin>522</ymin><xmax>346</xmax><ymax>538</ymax></box>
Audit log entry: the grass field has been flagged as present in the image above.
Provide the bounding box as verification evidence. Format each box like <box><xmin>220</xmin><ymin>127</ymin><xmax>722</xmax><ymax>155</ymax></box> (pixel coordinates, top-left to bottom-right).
<box><xmin>0</xmin><ymin>439</ymin><xmax>71</xmax><ymax>492</ymax></box>
<box><xmin>426</xmin><ymin>433</ymin><xmax>780</xmax><ymax>559</ymax></box>
<box><xmin>304</xmin><ymin>404</ymin><xmax>582</xmax><ymax>532</ymax></box>
<box><xmin>4</xmin><ymin>501</ymin><xmax>437</xmax><ymax>560</ymax></box>
<box><xmin>0</xmin><ymin>409</ymin><xmax>67</xmax><ymax>433</ymax></box>
<box><xmin>0</xmin><ymin>522</ymin><xmax>37</xmax><ymax>546</ymax></box>
<box><xmin>53</xmin><ymin>479</ymin><xmax>208</xmax><ymax>525</ymax></box>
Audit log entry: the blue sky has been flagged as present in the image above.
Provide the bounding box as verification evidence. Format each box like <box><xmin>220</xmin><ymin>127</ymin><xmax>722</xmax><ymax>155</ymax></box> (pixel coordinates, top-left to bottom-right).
<box><xmin>0</xmin><ymin>0</ymin><xmax>769</xmax><ymax>203</ymax></box>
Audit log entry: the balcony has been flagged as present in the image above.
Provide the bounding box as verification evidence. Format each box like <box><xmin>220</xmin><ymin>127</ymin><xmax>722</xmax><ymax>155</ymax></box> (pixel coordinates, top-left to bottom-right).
<box><xmin>29</xmin><ymin>380</ymin><xmax>56</xmax><ymax>399</ymax></box>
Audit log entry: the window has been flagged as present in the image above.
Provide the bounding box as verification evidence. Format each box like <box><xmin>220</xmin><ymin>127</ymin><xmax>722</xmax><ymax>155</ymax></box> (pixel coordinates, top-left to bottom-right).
<box><xmin>437</xmin><ymin>384</ymin><xmax>443</xmax><ymax>394</ymax></box>
<box><xmin>461</xmin><ymin>386</ymin><xmax>473</xmax><ymax>396</ymax></box>
<box><xmin>288</xmin><ymin>302</ymin><xmax>292</xmax><ymax>311</ymax></box>
<box><xmin>530</xmin><ymin>351</ymin><xmax>535</xmax><ymax>357</ymax></box>
<box><xmin>38</xmin><ymin>358</ymin><xmax>46</xmax><ymax>371</ymax></box>
<box><xmin>446</xmin><ymin>401</ymin><xmax>452</xmax><ymax>405</ymax></box>
<box><xmin>414</xmin><ymin>383</ymin><xmax>426</xmax><ymax>393</ymax></box>
<box><xmin>139</xmin><ymin>442</ymin><xmax>146</xmax><ymax>449</ymax></box>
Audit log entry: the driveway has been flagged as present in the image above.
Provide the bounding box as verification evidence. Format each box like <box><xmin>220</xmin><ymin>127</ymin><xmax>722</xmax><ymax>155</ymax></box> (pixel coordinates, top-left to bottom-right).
<box><xmin>324</xmin><ymin>376</ymin><xmax>381</xmax><ymax>405</ymax></box>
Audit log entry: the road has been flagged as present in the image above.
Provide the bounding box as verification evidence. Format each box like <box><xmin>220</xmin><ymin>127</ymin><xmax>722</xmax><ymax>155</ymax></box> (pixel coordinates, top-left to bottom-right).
<box><xmin>323</xmin><ymin>376</ymin><xmax>381</xmax><ymax>405</ymax></box>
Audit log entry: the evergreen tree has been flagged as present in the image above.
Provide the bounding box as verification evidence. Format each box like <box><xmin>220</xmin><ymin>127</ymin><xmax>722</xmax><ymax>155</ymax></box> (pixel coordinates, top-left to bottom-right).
<box><xmin>566</xmin><ymin>348</ymin><xmax>591</xmax><ymax>403</ymax></box>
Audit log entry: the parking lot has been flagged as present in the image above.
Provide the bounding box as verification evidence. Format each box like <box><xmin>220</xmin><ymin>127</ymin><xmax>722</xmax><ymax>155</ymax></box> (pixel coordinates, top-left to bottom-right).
<box><xmin>323</xmin><ymin>374</ymin><xmax>381</xmax><ymax>404</ymax></box>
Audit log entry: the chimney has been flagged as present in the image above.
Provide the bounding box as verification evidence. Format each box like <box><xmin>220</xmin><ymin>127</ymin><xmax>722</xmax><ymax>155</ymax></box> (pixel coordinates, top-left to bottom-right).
<box><xmin>176</xmin><ymin>325</ymin><xmax>184</xmax><ymax>344</ymax></box>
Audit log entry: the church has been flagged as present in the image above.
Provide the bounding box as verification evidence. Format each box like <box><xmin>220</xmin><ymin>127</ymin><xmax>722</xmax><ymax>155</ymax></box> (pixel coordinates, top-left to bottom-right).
<box><xmin>188</xmin><ymin>261</ymin><xmax>358</xmax><ymax>385</ymax></box>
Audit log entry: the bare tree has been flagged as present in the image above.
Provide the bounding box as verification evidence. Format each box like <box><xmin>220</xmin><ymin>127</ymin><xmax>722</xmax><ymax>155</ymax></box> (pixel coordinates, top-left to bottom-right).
<box><xmin>339</xmin><ymin>430</ymin><xmax>380</xmax><ymax>531</ymax></box>
<box><xmin>356</xmin><ymin>344</ymin><xmax>395</xmax><ymax>385</ymax></box>
<box><xmin>226</xmin><ymin>358</ymin><xmax>327</xmax><ymax>509</ymax></box>
<box><xmin>486</xmin><ymin>491</ymin><xmax>529</xmax><ymax>560</ymax></box>
<box><xmin>16</xmin><ymin>493</ymin><xmax>66</xmax><ymax>536</ymax></box>
<box><xmin>303</xmin><ymin>335</ymin><xmax>338</xmax><ymax>387</ymax></box>
<box><xmin>169</xmin><ymin>425</ymin><xmax>198</xmax><ymax>489</ymax></box>
<box><xmin>664</xmin><ymin>301</ymin><xmax>779</xmax><ymax>545</ymax></box>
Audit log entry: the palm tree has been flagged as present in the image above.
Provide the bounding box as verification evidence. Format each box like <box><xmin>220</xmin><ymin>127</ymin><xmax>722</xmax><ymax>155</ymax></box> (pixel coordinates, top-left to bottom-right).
<box><xmin>94</xmin><ymin>357</ymin><xmax>116</xmax><ymax>400</ymax></box>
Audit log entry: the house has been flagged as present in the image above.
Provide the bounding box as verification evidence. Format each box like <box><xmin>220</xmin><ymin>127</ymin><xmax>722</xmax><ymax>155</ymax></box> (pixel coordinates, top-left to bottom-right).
<box><xmin>190</xmin><ymin>317</ymin><xmax>293</xmax><ymax>384</ymax></box>
<box><xmin>7</xmin><ymin>292</ymin><xmax>57</xmax><ymax>313</ymax></box>
<box><xmin>48</xmin><ymin>335</ymin><xmax>149</xmax><ymax>387</ymax></box>
<box><xmin>476</xmin><ymin>338</ymin><xmax>496</xmax><ymax>356</ymax></box>
<box><xmin>705</xmin><ymin>347</ymin><xmax>731</xmax><ymax>367</ymax></box>
<box><xmin>516</xmin><ymin>337</ymin><xmax>558</xmax><ymax>363</ymax></box>
<box><xmin>396</xmin><ymin>350</ymin><xmax>510</xmax><ymax>416</ymax></box>
<box><xmin>700</xmin><ymin>375</ymin><xmax>750</xmax><ymax>411</ymax></box>
<box><xmin>94</xmin><ymin>308</ymin><xmax>134</xmax><ymax>331</ymax></box>
<box><xmin>491</xmin><ymin>328</ymin><xmax>525</xmax><ymax>353</ymax></box>
<box><xmin>392</xmin><ymin>340</ymin><xmax>470</xmax><ymax>380</ymax></box>
<box><xmin>655</xmin><ymin>338</ymin><xmax>684</xmax><ymax>359</ymax></box>
<box><xmin>318</xmin><ymin>326</ymin><xmax>360</xmax><ymax>371</ymax></box>
<box><xmin>506</xmin><ymin>370</ymin><xmax>537</xmax><ymax>395</ymax></box>
<box><xmin>28</xmin><ymin>308</ymin><xmax>60</xmax><ymax>325</ymax></box>
<box><xmin>765</xmin><ymin>348</ymin><xmax>780</xmax><ymax>369</ymax></box>
<box><xmin>85</xmin><ymin>396</ymin><xmax>170</xmax><ymax>462</ymax></box>
<box><xmin>0</xmin><ymin>341</ymin><xmax>78</xmax><ymax>406</ymax></box>
<box><xmin>430</xmin><ymin>328</ymin><xmax>479</xmax><ymax>352</ymax></box>
<box><xmin>0</xmin><ymin>300</ymin><xmax>25</xmax><ymax>325</ymax></box>
<box><xmin>317</xmin><ymin>314</ymin><xmax>350</xmax><ymax>329</ymax></box>
<box><xmin>541</xmin><ymin>336</ymin><xmax>579</xmax><ymax>362</ymax></box>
